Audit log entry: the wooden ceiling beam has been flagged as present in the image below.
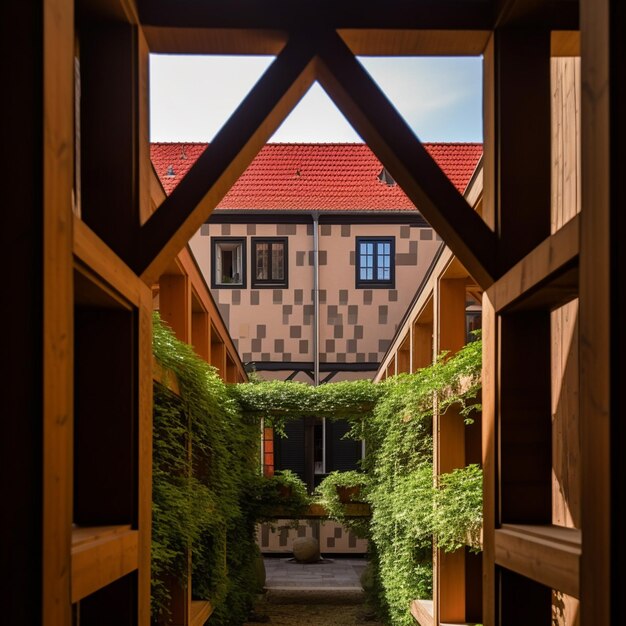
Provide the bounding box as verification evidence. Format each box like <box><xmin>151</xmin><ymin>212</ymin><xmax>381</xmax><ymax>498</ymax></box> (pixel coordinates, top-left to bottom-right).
<box><xmin>315</xmin><ymin>30</ymin><xmax>498</xmax><ymax>289</ymax></box>
<box><xmin>135</xmin><ymin>36</ymin><xmax>317</xmax><ymax>284</ymax></box>
<box><xmin>138</xmin><ymin>0</ymin><xmax>493</xmax><ymax>31</ymax></box>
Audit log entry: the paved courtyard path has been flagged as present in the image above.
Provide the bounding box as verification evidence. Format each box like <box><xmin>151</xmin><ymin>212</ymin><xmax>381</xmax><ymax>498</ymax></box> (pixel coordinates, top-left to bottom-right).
<box><xmin>243</xmin><ymin>558</ymin><xmax>386</xmax><ymax>626</ymax></box>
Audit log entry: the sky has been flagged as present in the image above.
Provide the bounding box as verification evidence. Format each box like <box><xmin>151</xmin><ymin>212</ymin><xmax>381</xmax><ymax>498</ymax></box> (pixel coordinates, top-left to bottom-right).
<box><xmin>149</xmin><ymin>55</ymin><xmax>483</xmax><ymax>144</ymax></box>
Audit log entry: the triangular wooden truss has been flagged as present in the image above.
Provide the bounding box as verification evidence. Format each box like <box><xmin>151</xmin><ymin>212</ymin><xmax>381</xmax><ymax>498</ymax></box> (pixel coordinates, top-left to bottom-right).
<box><xmin>137</xmin><ymin>29</ymin><xmax>498</xmax><ymax>288</ymax></box>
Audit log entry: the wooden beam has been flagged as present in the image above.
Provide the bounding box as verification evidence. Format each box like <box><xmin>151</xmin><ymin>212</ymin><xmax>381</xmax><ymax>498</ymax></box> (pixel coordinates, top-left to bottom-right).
<box><xmin>138</xmin><ymin>0</ymin><xmax>493</xmax><ymax>31</ymax></box>
<box><xmin>42</xmin><ymin>0</ymin><xmax>74</xmax><ymax>623</ymax></box>
<box><xmin>315</xmin><ymin>30</ymin><xmax>497</xmax><ymax>289</ymax></box>
<box><xmin>159</xmin><ymin>274</ymin><xmax>192</xmax><ymax>344</ymax></box>
<box><xmin>481</xmin><ymin>295</ymin><xmax>497</xmax><ymax>626</ymax></box>
<box><xmin>486</xmin><ymin>214</ymin><xmax>579</xmax><ymax>313</ymax></box>
<box><xmin>410</xmin><ymin>599</ymin><xmax>434</xmax><ymax>626</ymax></box>
<box><xmin>136</xmin><ymin>36</ymin><xmax>317</xmax><ymax>284</ymax></box>
<box><xmin>579</xmin><ymin>1</ymin><xmax>613</xmax><ymax>624</ymax></box>
<box><xmin>71</xmin><ymin>525</ymin><xmax>139</xmax><ymax>603</ymax></box>
<box><xmin>495</xmin><ymin>524</ymin><xmax>581</xmax><ymax>598</ymax></box>
<box><xmin>488</xmin><ymin>28</ymin><xmax>552</xmax><ymax>271</ymax></box>
<box><xmin>74</xmin><ymin>215</ymin><xmax>149</xmax><ymax>309</ymax></box>
<box><xmin>137</xmin><ymin>286</ymin><xmax>153</xmax><ymax>626</ymax></box>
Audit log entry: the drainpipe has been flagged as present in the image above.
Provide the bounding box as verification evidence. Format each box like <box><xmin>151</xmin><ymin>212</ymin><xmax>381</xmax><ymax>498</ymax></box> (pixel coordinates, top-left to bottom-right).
<box><xmin>312</xmin><ymin>212</ymin><xmax>326</xmax><ymax>479</ymax></box>
<box><xmin>312</xmin><ymin>213</ymin><xmax>320</xmax><ymax>387</ymax></box>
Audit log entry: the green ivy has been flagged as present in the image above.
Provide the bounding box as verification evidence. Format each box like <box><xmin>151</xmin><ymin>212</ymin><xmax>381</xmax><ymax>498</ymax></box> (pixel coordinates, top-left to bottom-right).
<box><xmin>152</xmin><ymin>314</ymin><xmax>261</xmax><ymax>625</ymax></box>
<box><xmin>314</xmin><ymin>338</ymin><xmax>483</xmax><ymax>626</ymax></box>
<box><xmin>232</xmin><ymin>378</ymin><xmax>383</xmax><ymax>435</ymax></box>
<box><xmin>313</xmin><ymin>470</ymin><xmax>369</xmax><ymax>537</ymax></box>
<box><xmin>152</xmin><ymin>313</ymin><xmax>482</xmax><ymax>626</ymax></box>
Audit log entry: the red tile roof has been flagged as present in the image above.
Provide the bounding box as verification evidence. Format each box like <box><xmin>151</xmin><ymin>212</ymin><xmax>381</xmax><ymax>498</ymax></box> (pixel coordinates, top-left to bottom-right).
<box><xmin>150</xmin><ymin>142</ymin><xmax>482</xmax><ymax>211</ymax></box>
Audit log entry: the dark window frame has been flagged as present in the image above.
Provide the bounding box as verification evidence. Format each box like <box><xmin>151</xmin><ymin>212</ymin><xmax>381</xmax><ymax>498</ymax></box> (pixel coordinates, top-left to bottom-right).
<box><xmin>355</xmin><ymin>236</ymin><xmax>395</xmax><ymax>289</ymax></box>
<box><xmin>211</xmin><ymin>237</ymin><xmax>247</xmax><ymax>289</ymax></box>
<box><xmin>251</xmin><ymin>237</ymin><xmax>289</xmax><ymax>288</ymax></box>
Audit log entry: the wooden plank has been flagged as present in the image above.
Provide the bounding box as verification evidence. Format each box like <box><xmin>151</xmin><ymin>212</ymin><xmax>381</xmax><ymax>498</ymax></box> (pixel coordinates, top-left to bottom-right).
<box><xmin>138</xmin><ymin>286</ymin><xmax>153</xmax><ymax>625</ymax></box>
<box><xmin>551</xmin><ymin>300</ymin><xmax>580</xmax><ymax>529</ymax></box>
<box><xmin>315</xmin><ymin>30</ymin><xmax>497</xmax><ymax>290</ymax></box>
<box><xmin>74</xmin><ymin>215</ymin><xmax>147</xmax><ymax>308</ymax></box>
<box><xmin>42</xmin><ymin>0</ymin><xmax>74</xmax><ymax>623</ymax></box>
<box><xmin>495</xmin><ymin>524</ymin><xmax>581</xmax><ymax>598</ymax></box>
<box><xmin>579</xmin><ymin>1</ymin><xmax>611</xmax><ymax>624</ymax></box>
<box><xmin>551</xmin><ymin>57</ymin><xmax>581</xmax><ymax>233</ymax></box>
<box><xmin>433</xmin><ymin>275</ymin><xmax>467</xmax><ymax>624</ymax></box>
<box><xmin>136</xmin><ymin>36</ymin><xmax>318</xmax><ymax>284</ymax></box>
<box><xmin>486</xmin><ymin>215</ymin><xmax>579</xmax><ymax>314</ymax></box>
<box><xmin>190</xmin><ymin>601</ymin><xmax>214</xmax><ymax>626</ymax></box>
<box><xmin>71</xmin><ymin>525</ymin><xmax>139</xmax><ymax>602</ymax></box>
<box><xmin>410</xmin><ymin>599</ymin><xmax>434</xmax><ymax>626</ymax></box>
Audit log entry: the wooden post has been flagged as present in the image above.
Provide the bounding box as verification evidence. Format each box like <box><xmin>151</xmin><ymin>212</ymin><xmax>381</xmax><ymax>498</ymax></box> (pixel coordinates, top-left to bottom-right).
<box><xmin>433</xmin><ymin>275</ymin><xmax>467</xmax><ymax>624</ymax></box>
<box><xmin>159</xmin><ymin>274</ymin><xmax>192</xmax><ymax>344</ymax></box>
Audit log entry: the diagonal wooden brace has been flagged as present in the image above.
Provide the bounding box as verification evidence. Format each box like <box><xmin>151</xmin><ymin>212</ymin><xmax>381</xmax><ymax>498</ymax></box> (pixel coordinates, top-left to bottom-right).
<box><xmin>315</xmin><ymin>29</ymin><xmax>498</xmax><ymax>289</ymax></box>
<box><xmin>136</xmin><ymin>36</ymin><xmax>318</xmax><ymax>285</ymax></box>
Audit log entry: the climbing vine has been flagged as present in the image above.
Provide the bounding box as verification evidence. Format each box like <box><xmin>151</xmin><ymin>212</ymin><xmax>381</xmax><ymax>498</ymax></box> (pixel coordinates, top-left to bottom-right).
<box><xmin>152</xmin><ymin>314</ymin><xmax>261</xmax><ymax>625</ymax></box>
<box><xmin>152</xmin><ymin>314</ymin><xmax>482</xmax><ymax>626</ymax></box>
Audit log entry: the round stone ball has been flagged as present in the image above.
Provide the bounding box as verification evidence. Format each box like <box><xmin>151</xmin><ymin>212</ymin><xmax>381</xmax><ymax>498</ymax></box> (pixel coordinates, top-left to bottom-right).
<box><xmin>292</xmin><ymin>537</ymin><xmax>320</xmax><ymax>563</ymax></box>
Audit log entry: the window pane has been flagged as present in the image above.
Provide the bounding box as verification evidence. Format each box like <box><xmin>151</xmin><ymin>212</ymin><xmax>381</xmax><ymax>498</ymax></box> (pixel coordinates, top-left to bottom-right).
<box><xmin>256</xmin><ymin>243</ymin><xmax>269</xmax><ymax>280</ymax></box>
<box><xmin>271</xmin><ymin>243</ymin><xmax>285</xmax><ymax>280</ymax></box>
<box><xmin>216</xmin><ymin>242</ymin><xmax>243</xmax><ymax>284</ymax></box>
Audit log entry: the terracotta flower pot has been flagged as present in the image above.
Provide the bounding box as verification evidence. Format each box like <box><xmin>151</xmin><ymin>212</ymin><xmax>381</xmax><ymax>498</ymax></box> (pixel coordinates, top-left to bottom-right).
<box><xmin>336</xmin><ymin>485</ymin><xmax>361</xmax><ymax>503</ymax></box>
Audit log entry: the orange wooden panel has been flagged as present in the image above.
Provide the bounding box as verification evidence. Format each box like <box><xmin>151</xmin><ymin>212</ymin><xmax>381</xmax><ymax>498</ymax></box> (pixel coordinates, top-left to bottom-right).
<box><xmin>71</xmin><ymin>526</ymin><xmax>139</xmax><ymax>603</ymax></box>
<box><xmin>159</xmin><ymin>274</ymin><xmax>191</xmax><ymax>344</ymax></box>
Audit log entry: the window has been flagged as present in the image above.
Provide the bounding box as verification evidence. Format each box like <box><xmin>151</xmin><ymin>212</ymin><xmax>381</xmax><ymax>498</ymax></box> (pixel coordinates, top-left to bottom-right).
<box><xmin>252</xmin><ymin>238</ymin><xmax>288</xmax><ymax>288</ymax></box>
<box><xmin>211</xmin><ymin>238</ymin><xmax>246</xmax><ymax>288</ymax></box>
<box><xmin>355</xmin><ymin>237</ymin><xmax>395</xmax><ymax>288</ymax></box>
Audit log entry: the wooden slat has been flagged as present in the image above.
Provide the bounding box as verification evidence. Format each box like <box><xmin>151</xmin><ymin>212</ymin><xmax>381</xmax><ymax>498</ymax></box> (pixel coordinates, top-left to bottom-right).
<box><xmin>315</xmin><ymin>30</ymin><xmax>497</xmax><ymax>289</ymax></box>
<box><xmin>580</xmin><ymin>1</ymin><xmax>611</xmax><ymax>624</ymax></box>
<box><xmin>486</xmin><ymin>215</ymin><xmax>579</xmax><ymax>313</ymax></box>
<box><xmin>42</xmin><ymin>0</ymin><xmax>74</xmax><ymax>622</ymax></box>
<box><xmin>410</xmin><ymin>599</ymin><xmax>434</xmax><ymax>626</ymax></box>
<box><xmin>190</xmin><ymin>600</ymin><xmax>214</xmax><ymax>626</ymax></box>
<box><xmin>71</xmin><ymin>525</ymin><xmax>139</xmax><ymax>602</ymax></box>
<box><xmin>136</xmin><ymin>36</ymin><xmax>317</xmax><ymax>284</ymax></box>
<box><xmin>495</xmin><ymin>524</ymin><xmax>581</xmax><ymax>598</ymax></box>
<box><xmin>74</xmin><ymin>215</ymin><xmax>148</xmax><ymax>308</ymax></box>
